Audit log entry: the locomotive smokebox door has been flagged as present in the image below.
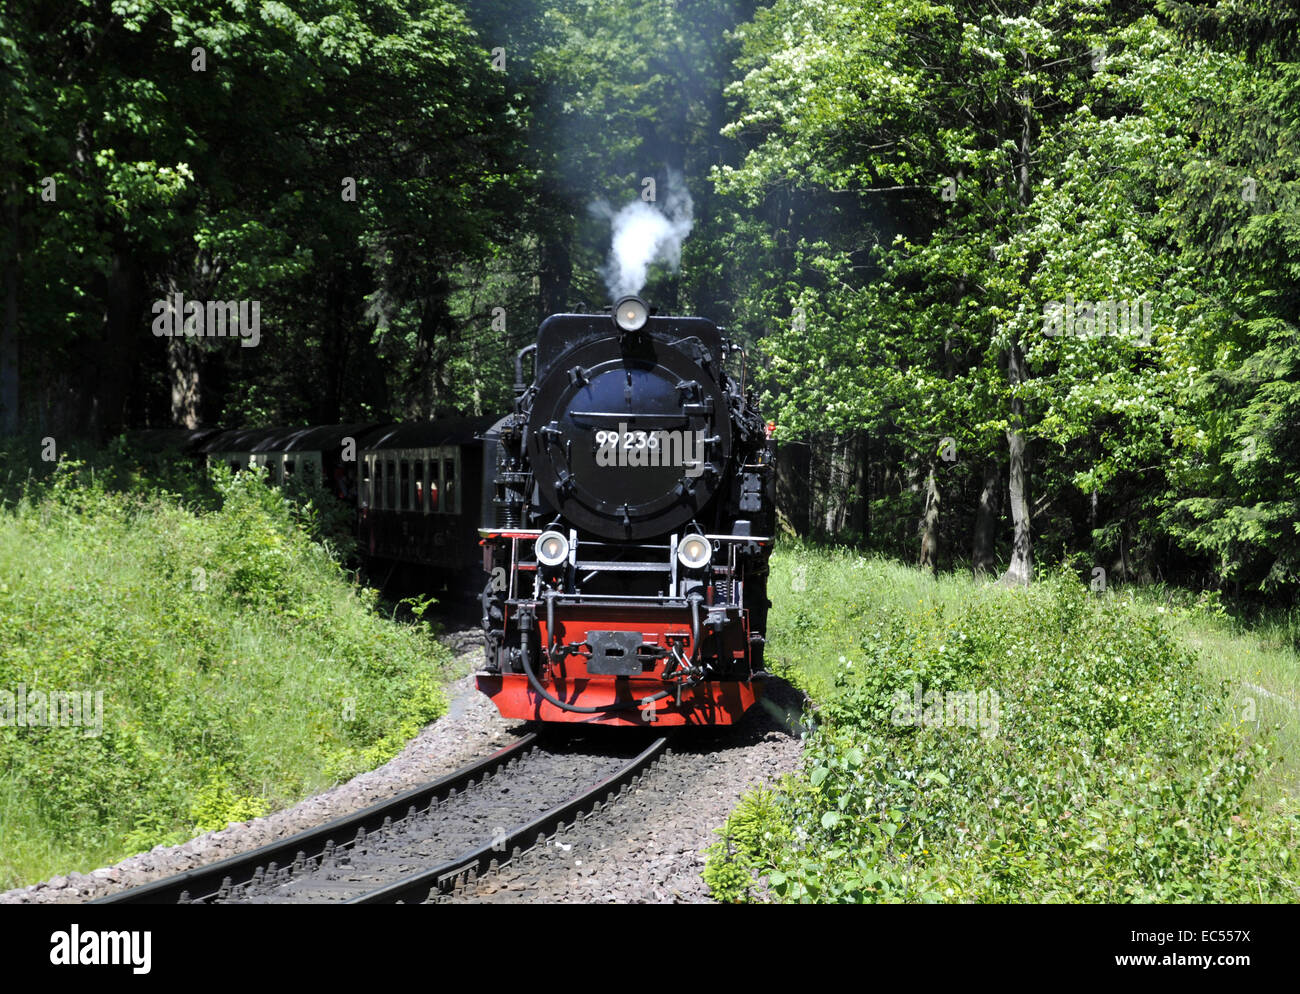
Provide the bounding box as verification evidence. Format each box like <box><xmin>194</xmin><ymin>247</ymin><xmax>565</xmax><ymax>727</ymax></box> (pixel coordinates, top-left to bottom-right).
<box><xmin>585</xmin><ymin>630</ymin><xmax>645</xmax><ymax>676</ymax></box>
<box><xmin>524</xmin><ymin>314</ymin><xmax>733</xmax><ymax>541</ymax></box>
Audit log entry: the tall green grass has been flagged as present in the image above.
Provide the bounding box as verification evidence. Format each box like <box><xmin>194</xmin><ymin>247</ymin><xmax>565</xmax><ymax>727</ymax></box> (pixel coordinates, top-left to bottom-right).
<box><xmin>0</xmin><ymin>462</ymin><xmax>452</xmax><ymax>889</ymax></box>
<box><xmin>706</xmin><ymin>543</ymin><xmax>1300</xmax><ymax>903</ymax></box>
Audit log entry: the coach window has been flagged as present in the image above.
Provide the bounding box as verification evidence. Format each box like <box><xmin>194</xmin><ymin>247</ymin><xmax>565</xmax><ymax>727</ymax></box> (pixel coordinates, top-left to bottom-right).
<box><xmin>400</xmin><ymin>460</ymin><xmax>411</xmax><ymax>511</ymax></box>
<box><xmin>414</xmin><ymin>459</ymin><xmax>424</xmax><ymax>512</ymax></box>
<box><xmin>435</xmin><ymin>454</ymin><xmax>445</xmax><ymax>515</ymax></box>
<box><xmin>444</xmin><ymin>453</ymin><xmax>457</xmax><ymax>515</ymax></box>
<box><xmin>284</xmin><ymin>458</ymin><xmax>295</xmax><ymax>479</ymax></box>
<box><xmin>385</xmin><ymin>460</ymin><xmax>396</xmax><ymax>509</ymax></box>
<box><xmin>361</xmin><ymin>458</ymin><xmax>371</xmax><ymax>509</ymax></box>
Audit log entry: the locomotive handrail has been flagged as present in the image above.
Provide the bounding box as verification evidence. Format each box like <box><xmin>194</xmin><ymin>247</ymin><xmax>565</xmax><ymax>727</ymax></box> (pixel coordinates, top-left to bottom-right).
<box><xmin>514</xmin><ymin>343</ymin><xmax>537</xmax><ymax>398</ymax></box>
<box><xmin>568</xmin><ymin>411</ymin><xmax>693</xmax><ymax>424</ymax></box>
<box><xmin>479</xmin><ymin>528</ymin><xmax>770</xmax><ymax>543</ymax></box>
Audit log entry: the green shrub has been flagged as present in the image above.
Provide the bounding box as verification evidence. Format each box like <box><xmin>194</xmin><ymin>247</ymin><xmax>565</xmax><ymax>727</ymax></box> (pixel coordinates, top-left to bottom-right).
<box><xmin>703</xmin><ymin>786</ymin><xmax>788</xmax><ymax>903</ymax></box>
<box><xmin>0</xmin><ymin>463</ymin><xmax>452</xmax><ymax>888</ymax></box>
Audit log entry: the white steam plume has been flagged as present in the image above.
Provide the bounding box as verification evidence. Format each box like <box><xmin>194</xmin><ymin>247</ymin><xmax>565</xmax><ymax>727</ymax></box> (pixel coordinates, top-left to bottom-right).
<box><xmin>589</xmin><ymin>171</ymin><xmax>694</xmax><ymax>300</ymax></box>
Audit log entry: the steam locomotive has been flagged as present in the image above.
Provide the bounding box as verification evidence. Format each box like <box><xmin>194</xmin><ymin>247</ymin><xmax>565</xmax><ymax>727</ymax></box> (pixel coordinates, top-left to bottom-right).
<box><xmin>476</xmin><ymin>296</ymin><xmax>775</xmax><ymax>726</ymax></box>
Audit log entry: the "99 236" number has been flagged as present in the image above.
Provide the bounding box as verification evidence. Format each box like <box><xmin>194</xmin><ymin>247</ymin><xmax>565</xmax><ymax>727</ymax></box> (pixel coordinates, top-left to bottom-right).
<box><xmin>595</xmin><ymin>430</ymin><xmax>659</xmax><ymax>450</ymax></box>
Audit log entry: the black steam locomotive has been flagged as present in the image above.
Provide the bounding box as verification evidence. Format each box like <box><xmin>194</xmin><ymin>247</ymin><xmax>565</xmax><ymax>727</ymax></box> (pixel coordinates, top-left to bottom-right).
<box><xmin>476</xmin><ymin>295</ymin><xmax>775</xmax><ymax>726</ymax></box>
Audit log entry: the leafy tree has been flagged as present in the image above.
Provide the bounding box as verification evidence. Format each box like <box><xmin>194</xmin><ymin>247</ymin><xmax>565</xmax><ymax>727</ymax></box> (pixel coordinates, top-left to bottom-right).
<box><xmin>2</xmin><ymin>0</ymin><xmax>522</xmax><ymax>435</ymax></box>
<box><xmin>1152</xmin><ymin>0</ymin><xmax>1300</xmax><ymax>596</ymax></box>
<box><xmin>713</xmin><ymin>0</ymin><xmax>1223</xmax><ymax>585</ymax></box>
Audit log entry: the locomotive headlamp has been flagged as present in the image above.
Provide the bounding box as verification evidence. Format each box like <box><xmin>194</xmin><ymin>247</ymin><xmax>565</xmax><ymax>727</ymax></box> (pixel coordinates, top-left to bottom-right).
<box><xmin>612</xmin><ymin>295</ymin><xmax>649</xmax><ymax>333</ymax></box>
<box><xmin>677</xmin><ymin>534</ymin><xmax>712</xmax><ymax>570</ymax></box>
<box><xmin>535</xmin><ymin>530</ymin><xmax>570</xmax><ymax>568</ymax></box>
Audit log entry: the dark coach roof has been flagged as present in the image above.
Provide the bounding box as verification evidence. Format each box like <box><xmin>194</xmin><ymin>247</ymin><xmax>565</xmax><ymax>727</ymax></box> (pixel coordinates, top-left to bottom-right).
<box><xmin>361</xmin><ymin>415</ymin><xmax>500</xmax><ymax>451</ymax></box>
<box><xmin>198</xmin><ymin>423</ymin><xmax>388</xmax><ymax>454</ymax></box>
<box><xmin>197</xmin><ymin>416</ymin><xmax>503</xmax><ymax>455</ymax></box>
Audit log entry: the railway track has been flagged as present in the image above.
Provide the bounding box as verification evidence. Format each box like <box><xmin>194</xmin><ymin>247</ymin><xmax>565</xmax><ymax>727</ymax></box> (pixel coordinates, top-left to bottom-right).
<box><xmin>93</xmin><ymin>731</ymin><xmax>668</xmax><ymax>905</ymax></box>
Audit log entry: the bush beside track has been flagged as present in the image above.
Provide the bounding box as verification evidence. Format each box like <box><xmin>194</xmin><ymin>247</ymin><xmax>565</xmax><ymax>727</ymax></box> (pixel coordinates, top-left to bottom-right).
<box><xmin>0</xmin><ymin>455</ymin><xmax>451</xmax><ymax>890</ymax></box>
<box><xmin>705</xmin><ymin>545</ymin><xmax>1300</xmax><ymax>903</ymax></box>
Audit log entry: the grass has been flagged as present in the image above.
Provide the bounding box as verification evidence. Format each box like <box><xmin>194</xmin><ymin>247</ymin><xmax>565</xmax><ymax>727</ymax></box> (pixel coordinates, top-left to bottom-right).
<box><xmin>0</xmin><ymin>460</ymin><xmax>454</xmax><ymax>889</ymax></box>
<box><xmin>1118</xmin><ymin>587</ymin><xmax>1300</xmax><ymax>793</ymax></box>
<box><xmin>770</xmin><ymin>542</ymin><xmax>1300</xmax><ymax>789</ymax></box>
<box><xmin>705</xmin><ymin>541</ymin><xmax>1300</xmax><ymax>903</ymax></box>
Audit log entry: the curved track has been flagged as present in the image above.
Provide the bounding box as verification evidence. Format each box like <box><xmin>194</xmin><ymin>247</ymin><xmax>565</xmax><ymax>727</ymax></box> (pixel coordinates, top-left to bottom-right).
<box><xmin>93</xmin><ymin>731</ymin><xmax>668</xmax><ymax>905</ymax></box>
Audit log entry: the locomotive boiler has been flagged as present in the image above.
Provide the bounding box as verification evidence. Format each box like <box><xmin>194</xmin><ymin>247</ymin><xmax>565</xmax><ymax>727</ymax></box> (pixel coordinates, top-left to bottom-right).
<box><xmin>476</xmin><ymin>296</ymin><xmax>775</xmax><ymax>726</ymax></box>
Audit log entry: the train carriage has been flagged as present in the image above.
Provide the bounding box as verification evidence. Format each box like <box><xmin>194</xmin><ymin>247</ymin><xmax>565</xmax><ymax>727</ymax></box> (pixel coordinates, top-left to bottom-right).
<box><xmin>196</xmin><ymin>419</ymin><xmax>491</xmax><ymax>588</ymax></box>
<box><xmin>198</xmin><ymin>422</ymin><xmax>383</xmax><ymax>490</ymax></box>
<box><xmin>357</xmin><ymin>417</ymin><xmax>495</xmax><ymax>584</ymax></box>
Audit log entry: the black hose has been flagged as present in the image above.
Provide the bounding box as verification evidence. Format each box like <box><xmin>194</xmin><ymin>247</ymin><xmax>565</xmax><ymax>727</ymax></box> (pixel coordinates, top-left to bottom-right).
<box><xmin>519</xmin><ymin>631</ymin><xmax>670</xmax><ymax>715</ymax></box>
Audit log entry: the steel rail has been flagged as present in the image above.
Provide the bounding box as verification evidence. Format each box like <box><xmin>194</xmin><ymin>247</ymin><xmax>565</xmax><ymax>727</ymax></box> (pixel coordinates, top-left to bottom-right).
<box><xmin>345</xmin><ymin>734</ymin><xmax>669</xmax><ymax>904</ymax></box>
<box><xmin>92</xmin><ymin>733</ymin><xmax>539</xmax><ymax>905</ymax></box>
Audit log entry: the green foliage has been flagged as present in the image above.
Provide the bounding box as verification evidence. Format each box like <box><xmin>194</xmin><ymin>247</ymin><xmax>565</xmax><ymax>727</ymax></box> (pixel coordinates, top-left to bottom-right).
<box><xmin>703</xmin><ymin>786</ymin><xmax>789</xmax><ymax>903</ymax></box>
<box><xmin>3</xmin><ymin>0</ymin><xmax>526</xmax><ymax>431</ymax></box>
<box><xmin>1151</xmin><ymin>9</ymin><xmax>1300</xmax><ymax>596</ymax></box>
<box><xmin>0</xmin><ymin>469</ymin><xmax>452</xmax><ymax>888</ymax></box>
<box><xmin>188</xmin><ymin>770</ymin><xmax>272</xmax><ymax>835</ymax></box>
<box><xmin>708</xmin><ymin>546</ymin><xmax>1300</xmax><ymax>903</ymax></box>
<box><xmin>704</xmin><ymin>0</ymin><xmax>1300</xmax><ymax>597</ymax></box>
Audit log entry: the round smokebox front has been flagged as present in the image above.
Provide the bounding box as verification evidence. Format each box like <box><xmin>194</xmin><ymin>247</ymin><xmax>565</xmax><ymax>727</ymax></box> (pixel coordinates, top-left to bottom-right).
<box><xmin>526</xmin><ymin>336</ymin><xmax>731</xmax><ymax>540</ymax></box>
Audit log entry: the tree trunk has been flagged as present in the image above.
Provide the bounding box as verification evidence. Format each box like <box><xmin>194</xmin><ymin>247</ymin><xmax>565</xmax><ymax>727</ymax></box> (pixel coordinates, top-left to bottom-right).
<box><xmin>775</xmin><ymin>440</ymin><xmax>811</xmax><ymax>535</ymax></box>
<box><xmin>1002</xmin><ymin>394</ymin><xmax>1032</xmax><ymax>585</ymax></box>
<box><xmin>1</xmin><ymin>188</ymin><xmax>17</xmax><ymax>435</ymax></box>
<box><xmin>848</xmin><ymin>432</ymin><xmax>868</xmax><ymax>537</ymax></box>
<box><xmin>1119</xmin><ymin>518</ymin><xmax>1130</xmax><ymax>582</ymax></box>
<box><xmin>918</xmin><ymin>458</ymin><xmax>940</xmax><ymax>575</ymax></box>
<box><xmin>162</xmin><ymin>276</ymin><xmax>201</xmax><ymax>427</ymax></box>
<box><xmin>539</xmin><ymin>186</ymin><xmax>573</xmax><ymax>314</ymax></box>
<box><xmin>167</xmin><ymin>337</ymin><xmax>202</xmax><ymax>428</ymax></box>
<box><xmin>822</xmin><ymin>435</ymin><xmax>841</xmax><ymax>534</ymax></box>
<box><xmin>972</xmin><ymin>458</ymin><xmax>1000</xmax><ymax>576</ymax></box>
<box><xmin>1000</xmin><ymin>71</ymin><xmax>1035</xmax><ymax>586</ymax></box>
<box><xmin>91</xmin><ymin>249</ymin><xmax>147</xmax><ymax>438</ymax></box>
